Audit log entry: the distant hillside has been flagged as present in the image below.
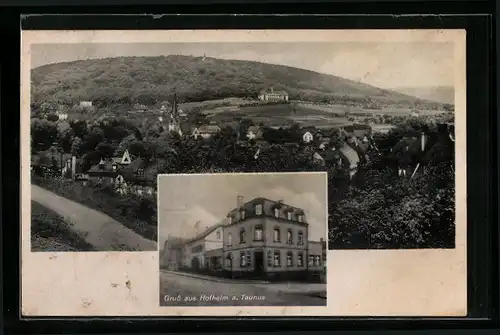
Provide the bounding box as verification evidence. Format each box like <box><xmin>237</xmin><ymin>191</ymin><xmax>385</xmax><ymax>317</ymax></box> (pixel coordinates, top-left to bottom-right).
<box><xmin>391</xmin><ymin>86</ymin><xmax>454</xmax><ymax>105</ymax></box>
<box><xmin>31</xmin><ymin>55</ymin><xmax>448</xmax><ymax>110</ymax></box>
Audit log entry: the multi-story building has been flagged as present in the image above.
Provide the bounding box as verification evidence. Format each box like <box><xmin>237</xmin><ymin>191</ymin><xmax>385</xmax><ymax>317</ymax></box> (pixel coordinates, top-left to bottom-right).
<box><xmin>168</xmin><ymin>196</ymin><xmax>326</xmax><ymax>282</ymax></box>
<box><xmin>221</xmin><ymin>196</ymin><xmax>324</xmax><ymax>281</ymax></box>
<box><xmin>179</xmin><ymin>224</ymin><xmax>224</xmax><ymax>270</ymax></box>
<box><xmin>258</xmin><ymin>88</ymin><xmax>289</xmax><ymax>102</ymax></box>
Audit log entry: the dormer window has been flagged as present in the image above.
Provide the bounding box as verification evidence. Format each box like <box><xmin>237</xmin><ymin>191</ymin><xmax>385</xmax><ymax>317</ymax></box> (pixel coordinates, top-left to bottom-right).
<box><xmin>255</xmin><ymin>204</ymin><xmax>263</xmax><ymax>215</ymax></box>
<box><xmin>228</xmin><ymin>216</ymin><xmax>232</xmax><ymax>225</ymax></box>
<box><xmin>287</xmin><ymin>212</ymin><xmax>292</xmax><ymax>220</ymax></box>
<box><xmin>274</xmin><ymin>208</ymin><xmax>279</xmax><ymax>218</ymax></box>
<box><xmin>298</xmin><ymin>215</ymin><xmax>303</xmax><ymax>223</ymax></box>
<box><xmin>240</xmin><ymin>209</ymin><xmax>246</xmax><ymax>220</ymax></box>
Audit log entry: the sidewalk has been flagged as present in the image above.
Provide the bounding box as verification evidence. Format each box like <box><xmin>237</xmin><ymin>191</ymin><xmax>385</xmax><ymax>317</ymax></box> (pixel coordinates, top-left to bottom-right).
<box><xmin>160</xmin><ymin>269</ymin><xmax>270</xmax><ymax>284</ymax></box>
<box><xmin>252</xmin><ymin>283</ymin><xmax>327</xmax><ymax>299</ymax></box>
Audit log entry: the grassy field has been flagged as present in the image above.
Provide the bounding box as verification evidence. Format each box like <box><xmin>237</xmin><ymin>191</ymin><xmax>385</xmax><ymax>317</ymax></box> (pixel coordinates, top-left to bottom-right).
<box><xmin>31</xmin><ymin>200</ymin><xmax>95</xmax><ymax>252</ymax></box>
<box><xmin>207</xmin><ymin>103</ymin><xmax>352</xmax><ymax>128</ymax></box>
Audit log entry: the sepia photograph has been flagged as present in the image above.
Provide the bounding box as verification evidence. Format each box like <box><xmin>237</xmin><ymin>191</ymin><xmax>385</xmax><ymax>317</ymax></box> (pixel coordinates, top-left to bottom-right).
<box><xmin>21</xmin><ymin>29</ymin><xmax>466</xmax><ymax>317</ymax></box>
<box><xmin>28</xmin><ymin>37</ymin><xmax>454</xmax><ymax>252</ymax></box>
<box><xmin>158</xmin><ymin>172</ymin><xmax>327</xmax><ymax>306</ymax></box>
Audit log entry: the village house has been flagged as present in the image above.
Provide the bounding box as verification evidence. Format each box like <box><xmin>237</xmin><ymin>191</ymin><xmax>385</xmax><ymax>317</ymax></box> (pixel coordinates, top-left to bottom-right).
<box><xmin>392</xmin><ymin>123</ymin><xmax>454</xmax><ymax>179</ymax></box>
<box><xmin>302</xmin><ymin>131</ymin><xmax>314</xmax><ymax>144</ymax></box>
<box><xmin>246</xmin><ymin>126</ymin><xmax>263</xmax><ymax>140</ymax></box>
<box><xmin>314</xmin><ymin>143</ymin><xmax>361</xmax><ymax>179</ymax></box>
<box><xmin>192</xmin><ymin>125</ymin><xmax>222</xmax><ymax>140</ymax></box>
<box><xmin>258</xmin><ymin>88</ymin><xmax>289</xmax><ymax>102</ymax></box>
<box><xmin>114</xmin><ymin>156</ymin><xmax>158</xmax><ymax>196</ymax></box>
<box><xmin>79</xmin><ymin>101</ymin><xmax>93</xmax><ymax>108</ymax></box>
<box><xmin>86</xmin><ymin>150</ymin><xmax>132</xmax><ymax>185</ymax></box>
<box><xmin>179</xmin><ymin>223</ymin><xmax>224</xmax><ymax>270</ymax></box>
<box><xmin>160</xmin><ymin>237</ymin><xmax>186</xmax><ymax>271</ymax></box>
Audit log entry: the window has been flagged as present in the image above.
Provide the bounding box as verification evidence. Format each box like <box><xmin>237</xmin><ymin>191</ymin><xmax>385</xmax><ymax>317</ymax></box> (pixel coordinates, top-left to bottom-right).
<box><xmin>216</xmin><ymin>231</ymin><xmax>221</xmax><ymax>240</ymax></box>
<box><xmin>228</xmin><ymin>233</ymin><xmax>233</xmax><ymax>246</ymax></box>
<box><xmin>191</xmin><ymin>244</ymin><xmax>203</xmax><ymax>253</ymax></box>
<box><xmin>254</xmin><ymin>225</ymin><xmax>263</xmax><ymax>241</ymax></box>
<box><xmin>298</xmin><ymin>232</ymin><xmax>304</xmax><ymax>245</ymax></box>
<box><xmin>225</xmin><ymin>254</ymin><xmax>232</xmax><ymax>268</ymax></box>
<box><xmin>298</xmin><ymin>215</ymin><xmax>303</xmax><ymax>223</ymax></box>
<box><xmin>246</xmin><ymin>250</ymin><xmax>251</xmax><ymax>267</ymax></box>
<box><xmin>287</xmin><ymin>252</ymin><xmax>293</xmax><ymax>267</ymax></box>
<box><xmin>287</xmin><ymin>229</ymin><xmax>293</xmax><ymax>245</ymax></box>
<box><xmin>136</xmin><ymin>168</ymin><xmax>144</xmax><ymax>177</ymax></box>
<box><xmin>255</xmin><ymin>204</ymin><xmax>263</xmax><ymax>215</ymax></box>
<box><xmin>273</xmin><ymin>228</ymin><xmax>281</xmax><ymax>242</ymax></box>
<box><xmin>274</xmin><ymin>251</ymin><xmax>281</xmax><ymax>267</ymax></box>
<box><xmin>267</xmin><ymin>250</ymin><xmax>273</xmax><ymax>267</ymax></box>
<box><xmin>298</xmin><ymin>253</ymin><xmax>304</xmax><ymax>267</ymax></box>
<box><xmin>112</xmin><ymin>164</ymin><xmax>117</xmax><ymax>171</ymax></box>
<box><xmin>240</xmin><ymin>252</ymin><xmax>247</xmax><ymax>267</ymax></box>
<box><xmin>240</xmin><ymin>210</ymin><xmax>246</xmax><ymax>220</ymax></box>
<box><xmin>314</xmin><ymin>255</ymin><xmax>321</xmax><ymax>266</ymax></box>
<box><xmin>228</xmin><ymin>216</ymin><xmax>232</xmax><ymax>225</ymax></box>
<box><xmin>287</xmin><ymin>212</ymin><xmax>292</xmax><ymax>220</ymax></box>
<box><xmin>274</xmin><ymin>208</ymin><xmax>279</xmax><ymax>218</ymax></box>
<box><xmin>239</xmin><ymin>229</ymin><xmax>245</xmax><ymax>244</ymax></box>
<box><xmin>309</xmin><ymin>255</ymin><xmax>314</xmax><ymax>267</ymax></box>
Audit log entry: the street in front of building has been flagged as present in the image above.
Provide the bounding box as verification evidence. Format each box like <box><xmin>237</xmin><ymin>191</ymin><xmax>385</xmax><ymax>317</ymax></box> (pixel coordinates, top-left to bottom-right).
<box><xmin>159</xmin><ymin>270</ymin><xmax>326</xmax><ymax>306</ymax></box>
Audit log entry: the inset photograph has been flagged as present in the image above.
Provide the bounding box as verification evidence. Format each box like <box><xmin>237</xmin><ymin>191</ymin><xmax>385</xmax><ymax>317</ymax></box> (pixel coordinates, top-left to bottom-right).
<box><xmin>158</xmin><ymin>172</ymin><xmax>327</xmax><ymax>307</ymax></box>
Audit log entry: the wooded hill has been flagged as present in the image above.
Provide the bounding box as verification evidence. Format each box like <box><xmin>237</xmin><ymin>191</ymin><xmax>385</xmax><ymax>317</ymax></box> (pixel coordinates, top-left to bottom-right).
<box><xmin>31</xmin><ymin>55</ymin><xmax>449</xmax><ymax>110</ymax></box>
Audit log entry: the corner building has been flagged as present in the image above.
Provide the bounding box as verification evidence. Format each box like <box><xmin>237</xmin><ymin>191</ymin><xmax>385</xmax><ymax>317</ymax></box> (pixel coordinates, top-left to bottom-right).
<box><xmin>221</xmin><ymin>196</ymin><xmax>324</xmax><ymax>281</ymax></box>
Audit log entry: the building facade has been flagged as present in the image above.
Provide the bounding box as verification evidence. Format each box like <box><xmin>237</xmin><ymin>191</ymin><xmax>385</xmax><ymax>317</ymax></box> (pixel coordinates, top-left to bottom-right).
<box><xmin>168</xmin><ymin>196</ymin><xmax>325</xmax><ymax>282</ymax></box>
<box><xmin>258</xmin><ymin>88</ymin><xmax>289</xmax><ymax>102</ymax></box>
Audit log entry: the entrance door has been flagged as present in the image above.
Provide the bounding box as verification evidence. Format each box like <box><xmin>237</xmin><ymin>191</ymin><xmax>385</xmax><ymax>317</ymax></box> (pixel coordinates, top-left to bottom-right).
<box><xmin>254</xmin><ymin>251</ymin><xmax>264</xmax><ymax>276</ymax></box>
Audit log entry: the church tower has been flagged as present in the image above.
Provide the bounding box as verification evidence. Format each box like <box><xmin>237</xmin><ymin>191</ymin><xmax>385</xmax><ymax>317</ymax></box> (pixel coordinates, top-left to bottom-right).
<box><xmin>167</xmin><ymin>93</ymin><xmax>182</xmax><ymax>136</ymax></box>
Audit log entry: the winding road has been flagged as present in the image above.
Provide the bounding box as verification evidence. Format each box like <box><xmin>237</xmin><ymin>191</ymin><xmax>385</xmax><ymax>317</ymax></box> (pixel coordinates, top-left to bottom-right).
<box><xmin>31</xmin><ymin>185</ymin><xmax>157</xmax><ymax>251</ymax></box>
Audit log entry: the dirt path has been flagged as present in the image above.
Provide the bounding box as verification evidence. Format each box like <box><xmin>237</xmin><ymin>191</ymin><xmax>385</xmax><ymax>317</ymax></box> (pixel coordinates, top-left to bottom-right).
<box><xmin>31</xmin><ymin>185</ymin><xmax>157</xmax><ymax>251</ymax></box>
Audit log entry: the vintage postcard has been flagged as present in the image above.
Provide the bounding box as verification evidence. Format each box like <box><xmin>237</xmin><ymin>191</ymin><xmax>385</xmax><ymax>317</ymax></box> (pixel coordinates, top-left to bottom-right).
<box><xmin>158</xmin><ymin>172</ymin><xmax>327</xmax><ymax>307</ymax></box>
<box><xmin>21</xmin><ymin>29</ymin><xmax>466</xmax><ymax>317</ymax></box>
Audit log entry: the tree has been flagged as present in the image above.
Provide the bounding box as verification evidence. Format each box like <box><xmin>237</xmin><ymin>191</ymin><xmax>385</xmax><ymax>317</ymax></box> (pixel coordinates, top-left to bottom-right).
<box><xmin>46</xmin><ymin>114</ymin><xmax>59</xmax><ymax>122</ymax></box>
<box><xmin>115</xmin><ymin>134</ymin><xmax>137</xmax><ymax>156</ymax></box>
<box><xmin>96</xmin><ymin>142</ymin><xmax>115</xmax><ymax>158</ymax></box>
<box><xmin>70</xmin><ymin>137</ymin><xmax>83</xmax><ymax>156</ymax></box>
<box><xmin>128</xmin><ymin>141</ymin><xmax>146</xmax><ymax>158</ymax></box>
<box><xmin>31</xmin><ymin>118</ymin><xmax>59</xmax><ymax>152</ymax></box>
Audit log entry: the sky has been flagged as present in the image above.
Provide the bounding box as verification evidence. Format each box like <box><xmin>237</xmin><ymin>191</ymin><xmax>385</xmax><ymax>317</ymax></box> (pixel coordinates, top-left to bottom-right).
<box><xmin>157</xmin><ymin>172</ymin><xmax>327</xmax><ymax>247</ymax></box>
<box><xmin>31</xmin><ymin>41</ymin><xmax>454</xmax><ymax>89</ymax></box>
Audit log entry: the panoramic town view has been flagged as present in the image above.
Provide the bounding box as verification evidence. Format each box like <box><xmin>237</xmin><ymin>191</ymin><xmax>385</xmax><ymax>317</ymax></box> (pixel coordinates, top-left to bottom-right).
<box><xmin>158</xmin><ymin>173</ymin><xmax>327</xmax><ymax>306</ymax></box>
<box><xmin>29</xmin><ymin>41</ymin><xmax>455</xmax><ymax>252</ymax></box>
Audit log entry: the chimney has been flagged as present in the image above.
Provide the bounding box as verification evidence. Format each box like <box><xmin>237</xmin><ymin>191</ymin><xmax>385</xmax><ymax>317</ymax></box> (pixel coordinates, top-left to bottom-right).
<box><xmin>421</xmin><ymin>132</ymin><xmax>426</xmax><ymax>152</ymax></box>
<box><xmin>71</xmin><ymin>156</ymin><xmax>77</xmax><ymax>180</ymax></box>
<box><xmin>237</xmin><ymin>195</ymin><xmax>244</xmax><ymax>209</ymax></box>
<box><xmin>278</xmin><ymin>199</ymin><xmax>284</xmax><ymax>205</ymax></box>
